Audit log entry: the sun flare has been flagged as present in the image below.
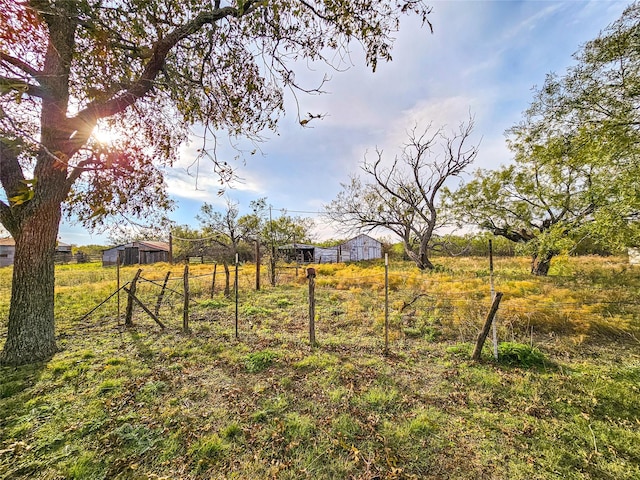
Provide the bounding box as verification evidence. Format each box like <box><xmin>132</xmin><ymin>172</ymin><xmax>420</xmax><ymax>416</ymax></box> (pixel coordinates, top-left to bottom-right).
<box><xmin>92</xmin><ymin>125</ymin><xmax>119</xmax><ymax>144</ymax></box>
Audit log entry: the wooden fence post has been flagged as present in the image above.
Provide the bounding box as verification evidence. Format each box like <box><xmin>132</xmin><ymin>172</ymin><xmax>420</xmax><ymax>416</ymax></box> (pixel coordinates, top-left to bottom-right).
<box><xmin>307</xmin><ymin>267</ymin><xmax>316</xmax><ymax>346</ymax></box>
<box><xmin>183</xmin><ymin>264</ymin><xmax>190</xmax><ymax>333</ymax></box>
<box><xmin>472</xmin><ymin>292</ymin><xmax>503</xmax><ymax>361</ymax></box>
<box><xmin>223</xmin><ymin>261</ymin><xmax>230</xmax><ymax>298</ymax></box>
<box><xmin>210</xmin><ymin>264</ymin><xmax>217</xmax><ymax>298</ymax></box>
<box><xmin>125</xmin><ymin>268</ymin><xmax>142</xmax><ymax>327</ymax></box>
<box><xmin>270</xmin><ymin>250</ymin><xmax>276</xmax><ymax>287</ymax></box>
<box><xmin>123</xmin><ymin>287</ymin><xmax>166</xmax><ymax>330</ymax></box>
<box><xmin>116</xmin><ymin>253</ymin><xmax>121</xmax><ymax>324</ymax></box>
<box><xmin>489</xmin><ymin>238</ymin><xmax>498</xmax><ymax>360</ymax></box>
<box><xmin>169</xmin><ymin>231</ymin><xmax>173</xmax><ymax>265</ymax></box>
<box><xmin>155</xmin><ymin>271</ymin><xmax>171</xmax><ymax>317</ymax></box>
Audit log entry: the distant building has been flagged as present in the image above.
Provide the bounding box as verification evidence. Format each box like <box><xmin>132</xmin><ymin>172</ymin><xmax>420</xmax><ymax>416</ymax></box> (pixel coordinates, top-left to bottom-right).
<box><xmin>629</xmin><ymin>247</ymin><xmax>640</xmax><ymax>266</ymax></box>
<box><xmin>279</xmin><ymin>234</ymin><xmax>383</xmax><ymax>264</ymax></box>
<box><xmin>339</xmin><ymin>234</ymin><xmax>383</xmax><ymax>262</ymax></box>
<box><xmin>0</xmin><ymin>237</ymin><xmax>73</xmax><ymax>267</ymax></box>
<box><xmin>0</xmin><ymin>237</ymin><xmax>15</xmax><ymax>267</ymax></box>
<box><xmin>55</xmin><ymin>241</ymin><xmax>73</xmax><ymax>264</ymax></box>
<box><xmin>102</xmin><ymin>241</ymin><xmax>170</xmax><ymax>266</ymax></box>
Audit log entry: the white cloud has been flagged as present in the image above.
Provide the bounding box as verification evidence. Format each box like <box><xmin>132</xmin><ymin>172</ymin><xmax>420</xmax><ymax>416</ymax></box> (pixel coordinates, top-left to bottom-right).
<box><xmin>502</xmin><ymin>3</ymin><xmax>564</xmax><ymax>41</ymax></box>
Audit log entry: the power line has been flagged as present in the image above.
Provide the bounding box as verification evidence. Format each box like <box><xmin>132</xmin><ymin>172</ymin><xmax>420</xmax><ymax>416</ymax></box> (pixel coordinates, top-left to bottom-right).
<box><xmin>171</xmin><ymin>233</ymin><xmax>222</xmax><ymax>242</ymax></box>
<box><xmin>273</xmin><ymin>208</ymin><xmax>327</xmax><ymax>215</ymax></box>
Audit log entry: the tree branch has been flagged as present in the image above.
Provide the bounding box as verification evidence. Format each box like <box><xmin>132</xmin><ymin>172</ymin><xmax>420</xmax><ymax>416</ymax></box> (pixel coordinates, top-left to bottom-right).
<box><xmin>0</xmin><ymin>136</ymin><xmax>27</xmax><ymax>201</ymax></box>
<box><xmin>69</xmin><ymin>5</ymin><xmax>245</xmax><ymax>131</ymax></box>
<box><xmin>0</xmin><ymin>199</ymin><xmax>15</xmax><ymax>234</ymax></box>
<box><xmin>0</xmin><ymin>76</ymin><xmax>50</xmax><ymax>99</ymax></box>
<box><xmin>0</xmin><ymin>51</ymin><xmax>42</xmax><ymax>79</ymax></box>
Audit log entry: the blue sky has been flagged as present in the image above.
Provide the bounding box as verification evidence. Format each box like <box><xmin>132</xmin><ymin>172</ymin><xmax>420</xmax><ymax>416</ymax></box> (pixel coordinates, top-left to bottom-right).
<box><xmin>62</xmin><ymin>0</ymin><xmax>631</xmax><ymax>246</ymax></box>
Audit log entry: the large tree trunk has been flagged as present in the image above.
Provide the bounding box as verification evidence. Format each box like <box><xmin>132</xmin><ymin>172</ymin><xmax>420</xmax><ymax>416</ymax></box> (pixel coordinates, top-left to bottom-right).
<box><xmin>405</xmin><ymin>245</ymin><xmax>435</xmax><ymax>271</ymax></box>
<box><xmin>531</xmin><ymin>251</ymin><xmax>554</xmax><ymax>276</ymax></box>
<box><xmin>1</xmin><ymin>207</ymin><xmax>61</xmax><ymax>365</ymax></box>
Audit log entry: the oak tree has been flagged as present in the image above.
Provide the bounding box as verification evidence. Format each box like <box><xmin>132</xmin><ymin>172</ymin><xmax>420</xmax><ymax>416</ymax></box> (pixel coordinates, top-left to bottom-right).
<box><xmin>448</xmin><ymin>129</ymin><xmax>609</xmax><ymax>275</ymax></box>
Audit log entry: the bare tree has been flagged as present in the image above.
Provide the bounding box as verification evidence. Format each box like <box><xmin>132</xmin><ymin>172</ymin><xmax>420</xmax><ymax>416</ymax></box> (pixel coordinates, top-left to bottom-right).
<box><xmin>326</xmin><ymin>119</ymin><xmax>478</xmax><ymax>270</ymax></box>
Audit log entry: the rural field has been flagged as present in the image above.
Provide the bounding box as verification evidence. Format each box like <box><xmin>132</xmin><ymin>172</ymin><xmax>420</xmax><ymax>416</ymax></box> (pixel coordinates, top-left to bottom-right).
<box><xmin>0</xmin><ymin>255</ymin><xmax>639</xmax><ymax>479</ymax></box>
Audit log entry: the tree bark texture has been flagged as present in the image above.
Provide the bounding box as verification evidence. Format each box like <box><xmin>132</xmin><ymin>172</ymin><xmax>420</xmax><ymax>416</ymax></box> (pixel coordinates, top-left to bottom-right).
<box><xmin>0</xmin><ymin>207</ymin><xmax>61</xmax><ymax>365</ymax></box>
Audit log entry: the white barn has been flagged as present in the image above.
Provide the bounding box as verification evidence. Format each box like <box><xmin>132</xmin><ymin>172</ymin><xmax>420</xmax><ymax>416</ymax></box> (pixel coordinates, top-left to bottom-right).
<box><xmin>338</xmin><ymin>234</ymin><xmax>383</xmax><ymax>262</ymax></box>
<box><xmin>278</xmin><ymin>234</ymin><xmax>383</xmax><ymax>264</ymax></box>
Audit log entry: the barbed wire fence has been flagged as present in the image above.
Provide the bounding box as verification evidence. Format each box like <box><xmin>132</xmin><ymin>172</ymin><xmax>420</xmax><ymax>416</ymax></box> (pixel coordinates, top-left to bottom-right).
<box><xmin>76</xmin><ymin>254</ymin><xmax>640</xmax><ymax>358</ymax></box>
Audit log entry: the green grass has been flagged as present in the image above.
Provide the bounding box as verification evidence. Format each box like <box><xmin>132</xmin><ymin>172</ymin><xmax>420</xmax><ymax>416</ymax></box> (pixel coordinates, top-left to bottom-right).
<box><xmin>0</xmin><ymin>257</ymin><xmax>639</xmax><ymax>478</ymax></box>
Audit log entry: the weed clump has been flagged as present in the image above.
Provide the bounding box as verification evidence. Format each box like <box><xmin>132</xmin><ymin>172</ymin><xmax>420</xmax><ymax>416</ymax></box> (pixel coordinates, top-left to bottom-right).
<box><xmin>245</xmin><ymin>350</ymin><xmax>278</xmax><ymax>373</ymax></box>
<box><xmin>498</xmin><ymin>342</ymin><xmax>546</xmax><ymax>367</ymax></box>
<box><xmin>189</xmin><ymin>434</ymin><xmax>230</xmax><ymax>472</ymax></box>
<box><xmin>198</xmin><ymin>298</ymin><xmax>227</xmax><ymax>309</ymax></box>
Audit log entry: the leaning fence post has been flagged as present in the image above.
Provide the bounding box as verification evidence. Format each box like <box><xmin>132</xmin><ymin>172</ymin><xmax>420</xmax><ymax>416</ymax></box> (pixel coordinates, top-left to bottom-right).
<box><xmin>155</xmin><ymin>271</ymin><xmax>171</xmax><ymax>317</ymax></box>
<box><xmin>472</xmin><ymin>292</ymin><xmax>503</xmax><ymax>361</ymax></box>
<box><xmin>307</xmin><ymin>267</ymin><xmax>316</xmax><ymax>346</ymax></box>
<box><xmin>183</xmin><ymin>264</ymin><xmax>190</xmax><ymax>333</ymax></box>
<box><xmin>255</xmin><ymin>240</ymin><xmax>261</xmax><ymax>291</ymax></box>
<box><xmin>116</xmin><ymin>252</ymin><xmax>121</xmax><ymax>325</ymax></box>
<box><xmin>125</xmin><ymin>268</ymin><xmax>142</xmax><ymax>327</ymax></box>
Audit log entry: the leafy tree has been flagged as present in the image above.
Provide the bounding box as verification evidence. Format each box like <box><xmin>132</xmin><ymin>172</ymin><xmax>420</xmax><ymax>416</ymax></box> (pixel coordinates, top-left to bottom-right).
<box><xmin>170</xmin><ymin>224</ymin><xmax>206</xmax><ymax>261</ymax></box>
<box><xmin>262</xmin><ymin>213</ymin><xmax>314</xmax><ymax>247</ymax></box>
<box><xmin>521</xmin><ymin>3</ymin><xmax>640</xmax><ymax>246</ymax></box>
<box><xmin>326</xmin><ymin>119</ymin><xmax>478</xmax><ymax>270</ymax></box>
<box><xmin>0</xmin><ymin>0</ymin><xmax>432</xmax><ymax>364</ymax></box>
<box><xmin>449</xmin><ymin>4</ymin><xmax>640</xmax><ymax>275</ymax></box>
<box><xmin>448</xmin><ymin>129</ymin><xmax>610</xmax><ymax>275</ymax></box>
<box><xmin>197</xmin><ymin>198</ymin><xmax>247</xmax><ymax>259</ymax></box>
<box><xmin>530</xmin><ymin>2</ymin><xmax>640</xmax><ymax>152</ymax></box>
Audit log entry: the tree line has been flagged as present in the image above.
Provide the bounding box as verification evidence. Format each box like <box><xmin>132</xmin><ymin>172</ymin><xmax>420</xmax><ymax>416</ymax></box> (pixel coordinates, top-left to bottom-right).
<box><xmin>170</xmin><ymin>197</ymin><xmax>313</xmax><ymax>264</ymax></box>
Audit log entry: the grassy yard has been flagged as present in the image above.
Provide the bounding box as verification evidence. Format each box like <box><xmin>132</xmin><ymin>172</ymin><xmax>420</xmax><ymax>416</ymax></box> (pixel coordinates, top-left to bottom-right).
<box><xmin>0</xmin><ymin>256</ymin><xmax>639</xmax><ymax>479</ymax></box>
